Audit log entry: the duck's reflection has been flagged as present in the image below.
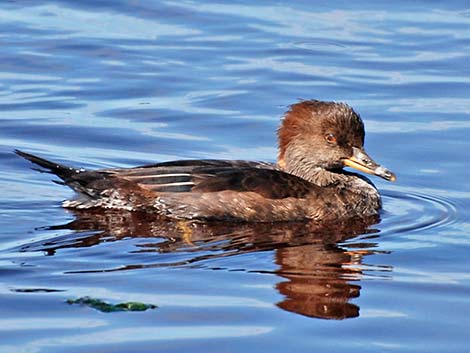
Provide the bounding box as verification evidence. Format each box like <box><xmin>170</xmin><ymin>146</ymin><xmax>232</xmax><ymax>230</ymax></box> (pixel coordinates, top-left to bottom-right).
<box><xmin>26</xmin><ymin>211</ymin><xmax>387</xmax><ymax>320</ymax></box>
<box><xmin>275</xmin><ymin>244</ymin><xmax>361</xmax><ymax>319</ymax></box>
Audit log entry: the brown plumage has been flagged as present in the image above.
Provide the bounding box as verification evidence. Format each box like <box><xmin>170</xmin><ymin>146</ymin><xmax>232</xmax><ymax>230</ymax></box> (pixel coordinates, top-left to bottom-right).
<box><xmin>15</xmin><ymin>100</ymin><xmax>395</xmax><ymax>222</ymax></box>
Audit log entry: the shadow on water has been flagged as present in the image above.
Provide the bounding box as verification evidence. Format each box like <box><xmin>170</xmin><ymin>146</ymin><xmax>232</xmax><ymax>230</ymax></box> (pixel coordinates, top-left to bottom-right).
<box><xmin>20</xmin><ymin>210</ymin><xmax>390</xmax><ymax>320</ymax></box>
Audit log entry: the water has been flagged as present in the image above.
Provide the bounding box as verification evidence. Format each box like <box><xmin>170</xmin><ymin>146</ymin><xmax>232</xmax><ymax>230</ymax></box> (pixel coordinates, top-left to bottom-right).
<box><xmin>1</xmin><ymin>1</ymin><xmax>470</xmax><ymax>352</ymax></box>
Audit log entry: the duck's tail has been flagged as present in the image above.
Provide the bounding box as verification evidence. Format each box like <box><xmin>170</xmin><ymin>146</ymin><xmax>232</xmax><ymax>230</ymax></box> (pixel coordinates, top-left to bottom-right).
<box><xmin>14</xmin><ymin>149</ymin><xmax>79</xmax><ymax>182</ymax></box>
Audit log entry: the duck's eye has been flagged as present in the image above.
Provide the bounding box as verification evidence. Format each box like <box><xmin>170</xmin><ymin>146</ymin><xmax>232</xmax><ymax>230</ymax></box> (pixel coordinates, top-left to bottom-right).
<box><xmin>325</xmin><ymin>133</ymin><xmax>337</xmax><ymax>144</ymax></box>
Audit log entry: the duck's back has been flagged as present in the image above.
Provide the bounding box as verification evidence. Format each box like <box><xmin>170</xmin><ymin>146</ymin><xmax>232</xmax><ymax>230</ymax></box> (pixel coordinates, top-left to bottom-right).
<box><xmin>15</xmin><ymin>152</ymin><xmax>316</xmax><ymax>221</ymax></box>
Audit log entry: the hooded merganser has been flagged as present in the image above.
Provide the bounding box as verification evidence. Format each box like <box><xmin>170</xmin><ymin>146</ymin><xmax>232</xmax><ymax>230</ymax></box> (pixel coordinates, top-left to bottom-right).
<box><xmin>16</xmin><ymin>100</ymin><xmax>395</xmax><ymax>222</ymax></box>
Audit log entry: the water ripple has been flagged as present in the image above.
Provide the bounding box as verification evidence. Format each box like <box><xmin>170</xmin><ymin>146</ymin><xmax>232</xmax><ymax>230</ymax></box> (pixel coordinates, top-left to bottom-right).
<box><xmin>380</xmin><ymin>189</ymin><xmax>459</xmax><ymax>236</ymax></box>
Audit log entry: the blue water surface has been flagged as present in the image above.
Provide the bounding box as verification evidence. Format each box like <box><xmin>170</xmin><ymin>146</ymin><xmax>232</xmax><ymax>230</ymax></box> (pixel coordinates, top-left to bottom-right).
<box><xmin>1</xmin><ymin>1</ymin><xmax>470</xmax><ymax>352</ymax></box>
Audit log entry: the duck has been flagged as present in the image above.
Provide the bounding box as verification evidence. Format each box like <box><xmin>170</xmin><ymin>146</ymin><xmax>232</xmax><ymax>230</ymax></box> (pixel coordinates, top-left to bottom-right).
<box><xmin>15</xmin><ymin>100</ymin><xmax>395</xmax><ymax>222</ymax></box>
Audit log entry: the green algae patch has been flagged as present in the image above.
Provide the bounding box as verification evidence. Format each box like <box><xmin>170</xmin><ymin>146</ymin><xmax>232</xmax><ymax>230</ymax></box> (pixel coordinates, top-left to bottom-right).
<box><xmin>67</xmin><ymin>296</ymin><xmax>157</xmax><ymax>313</ymax></box>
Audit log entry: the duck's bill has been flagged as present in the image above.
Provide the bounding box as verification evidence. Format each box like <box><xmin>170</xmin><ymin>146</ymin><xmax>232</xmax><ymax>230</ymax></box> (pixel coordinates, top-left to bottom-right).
<box><xmin>342</xmin><ymin>147</ymin><xmax>396</xmax><ymax>182</ymax></box>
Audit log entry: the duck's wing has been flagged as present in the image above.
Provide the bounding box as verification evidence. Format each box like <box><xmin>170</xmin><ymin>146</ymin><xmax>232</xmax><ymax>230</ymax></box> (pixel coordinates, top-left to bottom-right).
<box><xmin>112</xmin><ymin>160</ymin><xmax>313</xmax><ymax>200</ymax></box>
<box><xmin>193</xmin><ymin>167</ymin><xmax>313</xmax><ymax>199</ymax></box>
<box><xmin>16</xmin><ymin>151</ymin><xmax>313</xmax><ymax>202</ymax></box>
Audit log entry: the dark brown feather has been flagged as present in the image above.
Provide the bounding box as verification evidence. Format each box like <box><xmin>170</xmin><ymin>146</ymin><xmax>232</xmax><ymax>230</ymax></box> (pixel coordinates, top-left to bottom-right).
<box><xmin>113</xmin><ymin>160</ymin><xmax>312</xmax><ymax>199</ymax></box>
<box><xmin>191</xmin><ymin>167</ymin><xmax>313</xmax><ymax>199</ymax></box>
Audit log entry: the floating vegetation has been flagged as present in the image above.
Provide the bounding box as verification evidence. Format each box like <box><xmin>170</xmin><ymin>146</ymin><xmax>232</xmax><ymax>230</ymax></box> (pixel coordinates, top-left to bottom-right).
<box><xmin>67</xmin><ymin>296</ymin><xmax>157</xmax><ymax>313</ymax></box>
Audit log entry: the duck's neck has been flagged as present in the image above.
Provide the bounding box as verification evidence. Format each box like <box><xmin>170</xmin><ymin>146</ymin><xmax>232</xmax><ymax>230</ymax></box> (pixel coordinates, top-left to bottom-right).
<box><xmin>281</xmin><ymin>163</ymin><xmax>351</xmax><ymax>187</ymax></box>
<box><xmin>277</xmin><ymin>144</ymin><xmax>353</xmax><ymax>187</ymax></box>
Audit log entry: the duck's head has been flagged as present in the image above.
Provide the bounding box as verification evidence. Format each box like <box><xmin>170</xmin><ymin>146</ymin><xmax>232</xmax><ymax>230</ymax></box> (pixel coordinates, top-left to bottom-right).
<box><xmin>278</xmin><ymin>100</ymin><xmax>396</xmax><ymax>182</ymax></box>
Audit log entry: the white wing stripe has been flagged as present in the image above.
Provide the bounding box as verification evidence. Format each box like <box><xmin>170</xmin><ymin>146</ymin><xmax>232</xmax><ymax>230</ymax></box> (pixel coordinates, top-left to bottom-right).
<box><xmin>124</xmin><ymin>173</ymin><xmax>191</xmax><ymax>179</ymax></box>
<box><xmin>151</xmin><ymin>182</ymin><xmax>195</xmax><ymax>187</ymax></box>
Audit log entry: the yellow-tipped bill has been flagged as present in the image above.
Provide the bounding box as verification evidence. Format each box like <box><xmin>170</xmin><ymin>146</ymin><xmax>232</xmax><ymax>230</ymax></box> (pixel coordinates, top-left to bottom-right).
<box><xmin>342</xmin><ymin>147</ymin><xmax>396</xmax><ymax>182</ymax></box>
